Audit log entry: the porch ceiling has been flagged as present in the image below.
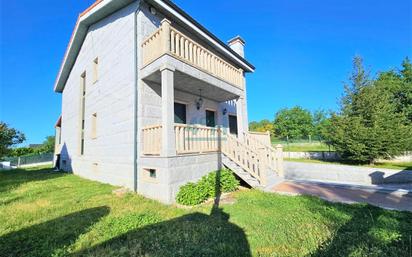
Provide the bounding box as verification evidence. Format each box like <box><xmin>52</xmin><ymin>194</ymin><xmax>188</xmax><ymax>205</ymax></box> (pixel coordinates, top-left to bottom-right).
<box><xmin>143</xmin><ymin>70</ymin><xmax>239</xmax><ymax>102</ymax></box>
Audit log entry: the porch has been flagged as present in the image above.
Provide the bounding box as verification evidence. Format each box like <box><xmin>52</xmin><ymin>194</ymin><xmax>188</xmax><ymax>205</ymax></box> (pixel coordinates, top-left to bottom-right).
<box><xmin>141</xmin><ymin>123</ymin><xmax>284</xmax><ymax>186</ymax></box>
<box><xmin>138</xmin><ymin>18</ymin><xmax>282</xmax><ymax>192</ymax></box>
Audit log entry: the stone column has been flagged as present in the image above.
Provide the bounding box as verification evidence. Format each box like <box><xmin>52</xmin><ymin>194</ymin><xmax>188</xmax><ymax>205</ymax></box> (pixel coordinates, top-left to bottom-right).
<box><xmin>241</xmin><ymin>82</ymin><xmax>249</xmax><ymax>134</ymax></box>
<box><xmin>161</xmin><ymin>64</ymin><xmax>176</xmax><ymax>156</ymax></box>
<box><xmin>236</xmin><ymin>96</ymin><xmax>245</xmax><ymax>141</ymax></box>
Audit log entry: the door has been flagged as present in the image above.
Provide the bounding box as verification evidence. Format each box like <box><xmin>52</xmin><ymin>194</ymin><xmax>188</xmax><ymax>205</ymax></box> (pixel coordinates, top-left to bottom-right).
<box><xmin>228</xmin><ymin>115</ymin><xmax>238</xmax><ymax>135</ymax></box>
<box><xmin>205</xmin><ymin>110</ymin><xmax>216</xmax><ymax>127</ymax></box>
<box><xmin>174</xmin><ymin>102</ymin><xmax>186</xmax><ymax>124</ymax></box>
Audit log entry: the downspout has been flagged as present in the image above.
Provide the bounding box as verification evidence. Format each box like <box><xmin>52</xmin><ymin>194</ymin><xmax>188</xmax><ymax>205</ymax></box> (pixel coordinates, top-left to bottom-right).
<box><xmin>133</xmin><ymin>6</ymin><xmax>140</xmax><ymax>192</ymax></box>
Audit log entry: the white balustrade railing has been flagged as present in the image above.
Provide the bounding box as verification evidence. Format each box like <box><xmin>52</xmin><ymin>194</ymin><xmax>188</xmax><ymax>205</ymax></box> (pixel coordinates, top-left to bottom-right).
<box><xmin>222</xmin><ymin>133</ymin><xmax>267</xmax><ymax>185</ymax></box>
<box><xmin>141</xmin><ymin>125</ymin><xmax>162</xmax><ymax>155</ymax></box>
<box><xmin>175</xmin><ymin>124</ymin><xmax>221</xmax><ymax>154</ymax></box>
<box><xmin>243</xmin><ymin>132</ymin><xmax>284</xmax><ymax>177</ymax></box>
<box><xmin>141</xmin><ymin>124</ymin><xmax>284</xmax><ymax>184</ymax></box>
<box><xmin>141</xmin><ymin>19</ymin><xmax>244</xmax><ymax>89</ymax></box>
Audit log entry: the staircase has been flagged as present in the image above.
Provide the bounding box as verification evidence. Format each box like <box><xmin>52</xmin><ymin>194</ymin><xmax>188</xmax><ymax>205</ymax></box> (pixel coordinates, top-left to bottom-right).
<box><xmin>221</xmin><ymin>132</ymin><xmax>284</xmax><ymax>190</ymax></box>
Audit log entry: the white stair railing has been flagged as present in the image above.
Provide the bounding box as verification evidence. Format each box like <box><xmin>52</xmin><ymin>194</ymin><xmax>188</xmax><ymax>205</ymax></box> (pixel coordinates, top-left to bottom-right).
<box><xmin>243</xmin><ymin>132</ymin><xmax>284</xmax><ymax>177</ymax></box>
<box><xmin>141</xmin><ymin>124</ymin><xmax>283</xmax><ymax>184</ymax></box>
<box><xmin>222</xmin><ymin>133</ymin><xmax>267</xmax><ymax>185</ymax></box>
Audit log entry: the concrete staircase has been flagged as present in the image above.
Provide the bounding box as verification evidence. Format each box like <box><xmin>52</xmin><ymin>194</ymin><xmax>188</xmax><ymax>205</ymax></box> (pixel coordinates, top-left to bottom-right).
<box><xmin>220</xmin><ymin>132</ymin><xmax>285</xmax><ymax>190</ymax></box>
<box><xmin>221</xmin><ymin>155</ymin><xmax>261</xmax><ymax>187</ymax></box>
<box><xmin>222</xmin><ymin>154</ymin><xmax>284</xmax><ymax>190</ymax></box>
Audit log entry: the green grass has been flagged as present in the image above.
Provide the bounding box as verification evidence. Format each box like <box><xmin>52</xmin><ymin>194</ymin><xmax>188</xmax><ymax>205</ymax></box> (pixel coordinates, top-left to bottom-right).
<box><xmin>285</xmin><ymin>158</ymin><xmax>412</xmax><ymax>170</ymax></box>
<box><xmin>272</xmin><ymin>141</ymin><xmax>333</xmax><ymax>152</ymax></box>
<box><xmin>1</xmin><ymin>166</ymin><xmax>411</xmax><ymax>257</ymax></box>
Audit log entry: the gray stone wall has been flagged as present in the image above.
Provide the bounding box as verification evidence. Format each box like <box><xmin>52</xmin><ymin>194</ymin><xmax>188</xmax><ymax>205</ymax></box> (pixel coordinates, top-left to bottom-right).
<box><xmin>284</xmin><ymin>151</ymin><xmax>412</xmax><ymax>162</ymax></box>
<box><xmin>285</xmin><ymin>161</ymin><xmax>412</xmax><ymax>185</ymax></box>
<box><xmin>60</xmin><ymin>2</ymin><xmax>138</xmax><ymax>189</ymax></box>
<box><xmin>139</xmin><ymin>153</ymin><xmax>221</xmax><ymax>203</ymax></box>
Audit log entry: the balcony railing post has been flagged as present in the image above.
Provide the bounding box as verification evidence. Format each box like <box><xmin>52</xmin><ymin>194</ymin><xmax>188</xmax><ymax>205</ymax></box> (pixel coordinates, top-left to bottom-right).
<box><xmin>161</xmin><ymin>19</ymin><xmax>171</xmax><ymax>54</ymax></box>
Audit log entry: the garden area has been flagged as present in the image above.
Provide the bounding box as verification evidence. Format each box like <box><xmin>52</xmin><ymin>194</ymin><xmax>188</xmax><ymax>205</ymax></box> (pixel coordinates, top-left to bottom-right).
<box><xmin>0</xmin><ymin>166</ymin><xmax>411</xmax><ymax>257</ymax></box>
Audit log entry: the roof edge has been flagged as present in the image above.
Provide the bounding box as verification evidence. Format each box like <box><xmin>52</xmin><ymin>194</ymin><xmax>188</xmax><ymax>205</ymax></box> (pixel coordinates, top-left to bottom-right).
<box><xmin>54</xmin><ymin>0</ymin><xmax>255</xmax><ymax>93</ymax></box>
<box><xmin>150</xmin><ymin>0</ymin><xmax>254</xmax><ymax>71</ymax></box>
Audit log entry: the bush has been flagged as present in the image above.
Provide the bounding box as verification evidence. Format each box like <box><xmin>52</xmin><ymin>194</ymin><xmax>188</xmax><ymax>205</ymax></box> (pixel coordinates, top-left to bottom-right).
<box><xmin>176</xmin><ymin>169</ymin><xmax>239</xmax><ymax>206</ymax></box>
<box><xmin>175</xmin><ymin>182</ymin><xmax>208</xmax><ymax>206</ymax></box>
<box><xmin>199</xmin><ymin>168</ymin><xmax>239</xmax><ymax>197</ymax></box>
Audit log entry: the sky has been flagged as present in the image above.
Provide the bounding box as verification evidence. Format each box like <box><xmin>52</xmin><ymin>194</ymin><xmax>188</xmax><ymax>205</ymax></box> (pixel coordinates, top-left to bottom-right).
<box><xmin>0</xmin><ymin>0</ymin><xmax>411</xmax><ymax>145</ymax></box>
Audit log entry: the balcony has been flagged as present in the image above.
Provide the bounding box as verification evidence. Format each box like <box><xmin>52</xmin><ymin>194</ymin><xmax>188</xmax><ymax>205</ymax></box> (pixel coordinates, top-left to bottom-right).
<box><xmin>141</xmin><ymin>19</ymin><xmax>244</xmax><ymax>89</ymax></box>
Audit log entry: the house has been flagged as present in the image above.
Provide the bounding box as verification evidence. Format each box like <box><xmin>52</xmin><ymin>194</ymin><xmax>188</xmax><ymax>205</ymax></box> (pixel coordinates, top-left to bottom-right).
<box><xmin>54</xmin><ymin>0</ymin><xmax>284</xmax><ymax>203</ymax></box>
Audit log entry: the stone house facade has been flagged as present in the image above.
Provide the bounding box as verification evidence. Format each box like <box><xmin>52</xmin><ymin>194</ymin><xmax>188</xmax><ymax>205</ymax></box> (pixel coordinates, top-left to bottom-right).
<box><xmin>54</xmin><ymin>0</ymin><xmax>283</xmax><ymax>203</ymax></box>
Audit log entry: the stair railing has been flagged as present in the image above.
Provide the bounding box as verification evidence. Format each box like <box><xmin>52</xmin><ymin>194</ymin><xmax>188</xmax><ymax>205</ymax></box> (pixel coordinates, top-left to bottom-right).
<box><xmin>222</xmin><ymin>133</ymin><xmax>267</xmax><ymax>185</ymax></box>
<box><xmin>243</xmin><ymin>132</ymin><xmax>284</xmax><ymax>177</ymax></box>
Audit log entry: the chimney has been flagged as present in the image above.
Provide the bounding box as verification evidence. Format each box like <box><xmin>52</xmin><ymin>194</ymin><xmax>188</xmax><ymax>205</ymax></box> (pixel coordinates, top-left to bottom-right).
<box><xmin>228</xmin><ymin>36</ymin><xmax>245</xmax><ymax>58</ymax></box>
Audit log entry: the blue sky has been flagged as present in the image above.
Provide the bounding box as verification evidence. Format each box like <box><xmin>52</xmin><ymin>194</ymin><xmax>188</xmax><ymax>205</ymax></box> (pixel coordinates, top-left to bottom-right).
<box><xmin>0</xmin><ymin>0</ymin><xmax>411</xmax><ymax>145</ymax></box>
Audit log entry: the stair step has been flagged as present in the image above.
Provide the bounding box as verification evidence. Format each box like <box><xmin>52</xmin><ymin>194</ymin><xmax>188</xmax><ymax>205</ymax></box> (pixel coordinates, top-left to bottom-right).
<box><xmin>222</xmin><ymin>155</ymin><xmax>262</xmax><ymax>188</ymax></box>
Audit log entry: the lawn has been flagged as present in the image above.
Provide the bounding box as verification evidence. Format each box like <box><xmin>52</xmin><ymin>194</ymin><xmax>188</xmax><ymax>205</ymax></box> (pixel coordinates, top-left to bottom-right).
<box><xmin>285</xmin><ymin>158</ymin><xmax>412</xmax><ymax>170</ymax></box>
<box><xmin>272</xmin><ymin>140</ymin><xmax>333</xmax><ymax>152</ymax></box>
<box><xmin>0</xmin><ymin>166</ymin><xmax>411</xmax><ymax>257</ymax></box>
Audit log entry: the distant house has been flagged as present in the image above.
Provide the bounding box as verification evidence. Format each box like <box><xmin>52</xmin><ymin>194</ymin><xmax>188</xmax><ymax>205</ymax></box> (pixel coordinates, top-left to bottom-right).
<box><xmin>53</xmin><ymin>0</ymin><xmax>283</xmax><ymax>203</ymax></box>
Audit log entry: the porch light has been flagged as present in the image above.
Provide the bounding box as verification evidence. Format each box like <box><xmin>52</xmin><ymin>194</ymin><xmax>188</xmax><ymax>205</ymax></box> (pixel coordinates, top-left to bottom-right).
<box><xmin>222</xmin><ymin>108</ymin><xmax>227</xmax><ymax>115</ymax></box>
<box><xmin>196</xmin><ymin>89</ymin><xmax>203</xmax><ymax>110</ymax></box>
<box><xmin>149</xmin><ymin>6</ymin><xmax>157</xmax><ymax>15</ymax></box>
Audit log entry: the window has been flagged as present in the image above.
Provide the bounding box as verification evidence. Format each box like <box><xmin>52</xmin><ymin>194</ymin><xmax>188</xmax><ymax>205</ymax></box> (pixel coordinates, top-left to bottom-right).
<box><xmin>149</xmin><ymin>169</ymin><xmax>156</xmax><ymax>178</ymax></box>
<box><xmin>80</xmin><ymin>72</ymin><xmax>86</xmax><ymax>155</ymax></box>
<box><xmin>142</xmin><ymin>168</ymin><xmax>158</xmax><ymax>183</ymax></box>
<box><xmin>174</xmin><ymin>102</ymin><xmax>186</xmax><ymax>124</ymax></box>
<box><xmin>228</xmin><ymin>115</ymin><xmax>238</xmax><ymax>135</ymax></box>
<box><xmin>93</xmin><ymin>57</ymin><xmax>99</xmax><ymax>83</ymax></box>
<box><xmin>206</xmin><ymin>110</ymin><xmax>216</xmax><ymax>127</ymax></box>
<box><xmin>91</xmin><ymin>113</ymin><xmax>97</xmax><ymax>139</ymax></box>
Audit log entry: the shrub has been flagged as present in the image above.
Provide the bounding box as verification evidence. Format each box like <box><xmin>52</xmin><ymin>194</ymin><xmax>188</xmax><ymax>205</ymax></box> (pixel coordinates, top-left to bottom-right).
<box><xmin>199</xmin><ymin>168</ymin><xmax>239</xmax><ymax>197</ymax></box>
<box><xmin>176</xmin><ymin>169</ymin><xmax>239</xmax><ymax>206</ymax></box>
<box><xmin>175</xmin><ymin>182</ymin><xmax>208</xmax><ymax>206</ymax></box>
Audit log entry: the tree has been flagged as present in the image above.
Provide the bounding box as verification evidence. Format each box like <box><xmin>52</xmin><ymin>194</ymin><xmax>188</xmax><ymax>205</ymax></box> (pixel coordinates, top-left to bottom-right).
<box><xmin>0</xmin><ymin>122</ymin><xmax>26</xmax><ymax>159</ymax></box>
<box><xmin>39</xmin><ymin>136</ymin><xmax>55</xmax><ymax>153</ymax></box>
<box><xmin>273</xmin><ymin>106</ymin><xmax>314</xmax><ymax>139</ymax></box>
<box><xmin>11</xmin><ymin>136</ymin><xmax>55</xmax><ymax>157</ymax></box>
<box><xmin>312</xmin><ymin>109</ymin><xmax>331</xmax><ymax>141</ymax></box>
<box><xmin>327</xmin><ymin>56</ymin><xmax>412</xmax><ymax>163</ymax></box>
<box><xmin>249</xmin><ymin>119</ymin><xmax>274</xmax><ymax>136</ymax></box>
<box><xmin>10</xmin><ymin>147</ymin><xmax>35</xmax><ymax>157</ymax></box>
<box><xmin>374</xmin><ymin>57</ymin><xmax>412</xmax><ymax>123</ymax></box>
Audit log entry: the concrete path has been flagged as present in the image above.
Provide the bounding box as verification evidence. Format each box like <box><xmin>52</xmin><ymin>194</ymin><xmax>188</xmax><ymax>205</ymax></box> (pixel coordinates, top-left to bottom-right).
<box><xmin>271</xmin><ymin>181</ymin><xmax>412</xmax><ymax>212</ymax></box>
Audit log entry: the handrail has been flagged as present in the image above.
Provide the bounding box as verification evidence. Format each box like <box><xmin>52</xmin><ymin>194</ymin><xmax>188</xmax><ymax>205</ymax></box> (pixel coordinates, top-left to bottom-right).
<box><xmin>244</xmin><ymin>132</ymin><xmax>284</xmax><ymax>177</ymax></box>
<box><xmin>141</xmin><ymin>124</ymin><xmax>283</xmax><ymax>184</ymax></box>
<box><xmin>141</xmin><ymin>19</ymin><xmax>244</xmax><ymax>89</ymax></box>
<box><xmin>222</xmin><ymin>133</ymin><xmax>267</xmax><ymax>185</ymax></box>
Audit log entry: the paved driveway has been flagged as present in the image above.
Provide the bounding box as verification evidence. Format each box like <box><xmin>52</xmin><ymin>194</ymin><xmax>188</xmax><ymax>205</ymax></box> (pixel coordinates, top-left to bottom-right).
<box><xmin>272</xmin><ymin>181</ymin><xmax>412</xmax><ymax>212</ymax></box>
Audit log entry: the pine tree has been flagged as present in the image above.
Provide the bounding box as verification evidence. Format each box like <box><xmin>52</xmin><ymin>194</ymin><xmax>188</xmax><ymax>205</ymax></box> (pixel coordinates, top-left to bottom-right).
<box><xmin>327</xmin><ymin>56</ymin><xmax>412</xmax><ymax>163</ymax></box>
